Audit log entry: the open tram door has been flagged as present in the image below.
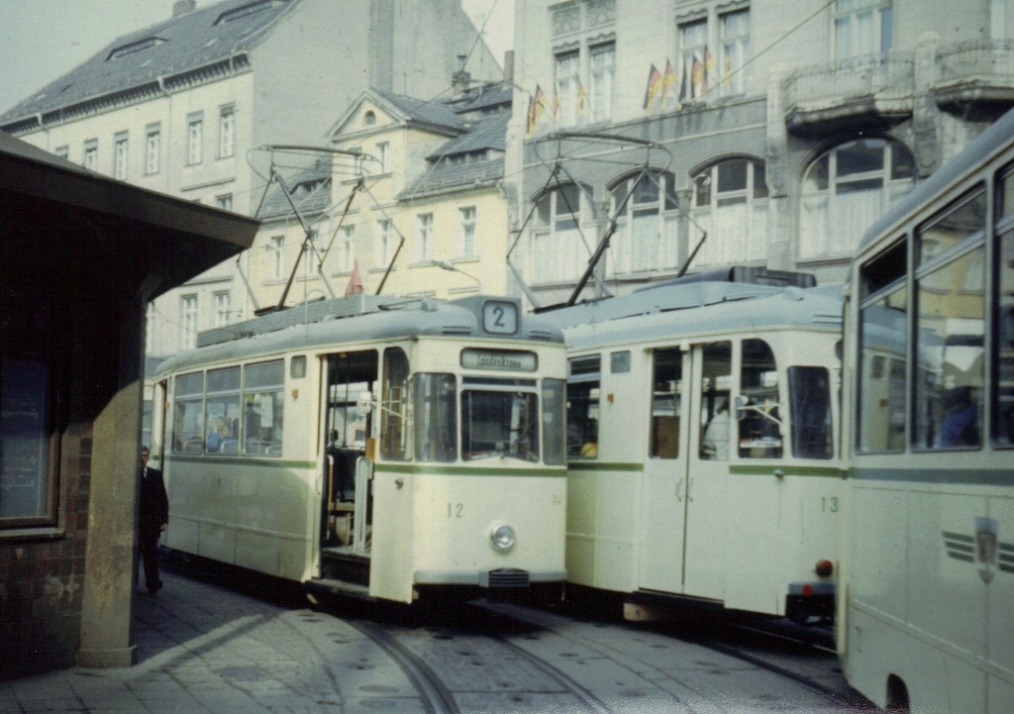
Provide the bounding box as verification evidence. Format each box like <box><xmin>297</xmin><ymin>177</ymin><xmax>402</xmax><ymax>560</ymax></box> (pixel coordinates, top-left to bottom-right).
<box><xmin>318</xmin><ymin>350</ymin><xmax>378</xmax><ymax>591</ymax></box>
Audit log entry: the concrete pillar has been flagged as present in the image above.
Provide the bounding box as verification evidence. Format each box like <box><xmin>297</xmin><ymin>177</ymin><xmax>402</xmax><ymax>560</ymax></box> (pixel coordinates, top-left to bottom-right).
<box><xmin>77</xmin><ymin>291</ymin><xmax>143</xmax><ymax>669</ymax></box>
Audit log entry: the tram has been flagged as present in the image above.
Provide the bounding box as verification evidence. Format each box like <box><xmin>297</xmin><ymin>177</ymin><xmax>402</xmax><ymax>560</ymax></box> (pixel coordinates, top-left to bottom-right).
<box><xmin>149</xmin><ymin>294</ymin><xmax>569</xmax><ymax>604</ymax></box>
<box><xmin>542</xmin><ymin>267</ymin><xmax>845</xmax><ymax>622</ymax></box>
<box><xmin>838</xmin><ymin>110</ymin><xmax>1014</xmax><ymax>712</ymax></box>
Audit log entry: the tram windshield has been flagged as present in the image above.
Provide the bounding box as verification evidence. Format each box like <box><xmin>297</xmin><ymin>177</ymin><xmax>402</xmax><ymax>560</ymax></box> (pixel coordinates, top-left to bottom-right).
<box><xmin>461</xmin><ymin>388</ymin><xmax>540</xmax><ymax>463</ymax></box>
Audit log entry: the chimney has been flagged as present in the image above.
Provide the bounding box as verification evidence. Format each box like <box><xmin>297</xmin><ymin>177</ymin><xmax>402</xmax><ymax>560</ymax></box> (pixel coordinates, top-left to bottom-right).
<box><xmin>173</xmin><ymin>0</ymin><xmax>196</xmax><ymax>18</ymax></box>
<box><xmin>451</xmin><ymin>54</ymin><xmax>471</xmax><ymax>97</ymax></box>
<box><xmin>502</xmin><ymin>50</ymin><xmax>514</xmax><ymax>89</ymax></box>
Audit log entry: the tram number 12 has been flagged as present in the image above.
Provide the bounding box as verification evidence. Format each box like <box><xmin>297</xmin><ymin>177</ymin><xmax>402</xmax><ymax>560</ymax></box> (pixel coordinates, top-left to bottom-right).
<box><xmin>821</xmin><ymin>497</ymin><xmax>839</xmax><ymax>513</ymax></box>
<box><xmin>447</xmin><ymin>503</ymin><xmax>463</xmax><ymax>518</ymax></box>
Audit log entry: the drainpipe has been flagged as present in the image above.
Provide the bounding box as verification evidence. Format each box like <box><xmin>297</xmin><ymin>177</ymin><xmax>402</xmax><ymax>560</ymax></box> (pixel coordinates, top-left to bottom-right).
<box><xmin>157</xmin><ymin>76</ymin><xmax>173</xmax><ymax>191</ymax></box>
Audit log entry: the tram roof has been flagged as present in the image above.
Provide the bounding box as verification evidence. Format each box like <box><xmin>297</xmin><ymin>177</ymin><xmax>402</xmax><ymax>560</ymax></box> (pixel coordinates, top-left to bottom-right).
<box><xmin>860</xmin><ymin>106</ymin><xmax>1014</xmax><ymax>252</ymax></box>
<box><xmin>154</xmin><ymin>294</ymin><xmax>564</xmax><ymax>376</ymax></box>
<box><xmin>541</xmin><ymin>281</ymin><xmax>844</xmax><ymax>351</ymax></box>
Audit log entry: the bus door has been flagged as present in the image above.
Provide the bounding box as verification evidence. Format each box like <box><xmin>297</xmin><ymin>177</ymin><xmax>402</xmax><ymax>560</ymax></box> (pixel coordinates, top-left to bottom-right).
<box><xmin>638</xmin><ymin>346</ymin><xmax>692</xmax><ymax>594</ymax></box>
<box><xmin>321</xmin><ymin>350</ymin><xmax>377</xmax><ymax>555</ymax></box>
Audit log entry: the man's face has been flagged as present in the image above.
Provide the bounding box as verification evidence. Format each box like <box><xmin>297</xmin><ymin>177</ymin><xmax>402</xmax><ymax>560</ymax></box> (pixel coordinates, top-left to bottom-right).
<box><xmin>140</xmin><ymin>450</ymin><xmax>150</xmax><ymax>467</ymax></box>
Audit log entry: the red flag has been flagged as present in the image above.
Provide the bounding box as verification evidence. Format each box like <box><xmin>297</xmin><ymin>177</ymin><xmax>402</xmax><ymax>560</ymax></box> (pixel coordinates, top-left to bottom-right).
<box><xmin>643</xmin><ymin>64</ymin><xmax>663</xmax><ymax>114</ymax></box>
<box><xmin>344</xmin><ymin>258</ymin><xmax>364</xmax><ymax>297</ymax></box>
<box><xmin>661</xmin><ymin>60</ymin><xmax>677</xmax><ymax>108</ymax></box>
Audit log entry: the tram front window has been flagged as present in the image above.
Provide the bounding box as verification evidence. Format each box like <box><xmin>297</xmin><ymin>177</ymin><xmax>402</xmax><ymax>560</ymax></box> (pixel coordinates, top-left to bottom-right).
<box><xmin>413</xmin><ymin>373</ymin><xmax>456</xmax><ymax>463</ymax></box>
<box><xmin>461</xmin><ymin>390</ymin><xmax>540</xmax><ymax>462</ymax></box>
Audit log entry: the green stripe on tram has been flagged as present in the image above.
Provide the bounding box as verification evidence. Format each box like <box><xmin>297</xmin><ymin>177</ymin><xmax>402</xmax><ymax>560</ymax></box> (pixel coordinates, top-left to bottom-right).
<box><xmin>730</xmin><ymin>464</ymin><xmax>844</xmax><ymax>478</ymax></box>
<box><xmin>567</xmin><ymin>462</ymin><xmax>643</xmax><ymax>472</ymax></box>
<box><xmin>375</xmin><ymin>464</ymin><xmax>567</xmax><ymax>477</ymax></box>
<box><xmin>165</xmin><ymin>455</ymin><xmax>317</xmax><ymax>469</ymax></box>
<box><xmin>851</xmin><ymin>467</ymin><xmax>1014</xmax><ymax>487</ymax></box>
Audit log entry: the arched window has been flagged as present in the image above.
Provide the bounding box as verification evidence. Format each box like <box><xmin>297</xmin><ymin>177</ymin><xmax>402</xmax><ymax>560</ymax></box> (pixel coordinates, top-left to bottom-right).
<box><xmin>609</xmin><ymin>171</ymin><xmax>679</xmax><ymax>274</ymax></box>
<box><xmin>529</xmin><ymin>184</ymin><xmax>588</xmax><ymax>285</ymax></box>
<box><xmin>364</xmin><ymin>110</ymin><xmax>376</xmax><ymax>125</ymax></box>
<box><xmin>690</xmin><ymin>158</ymin><xmax>768</xmax><ymax>266</ymax></box>
<box><xmin>799</xmin><ymin>138</ymin><xmax>915</xmax><ymax>259</ymax></box>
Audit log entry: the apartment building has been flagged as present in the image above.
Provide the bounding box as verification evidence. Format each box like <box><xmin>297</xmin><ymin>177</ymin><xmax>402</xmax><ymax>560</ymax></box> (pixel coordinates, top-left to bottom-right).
<box><xmin>506</xmin><ymin>0</ymin><xmax>1014</xmax><ymax>305</ymax></box>
<box><xmin>0</xmin><ymin>0</ymin><xmax>498</xmax><ymax>360</ymax></box>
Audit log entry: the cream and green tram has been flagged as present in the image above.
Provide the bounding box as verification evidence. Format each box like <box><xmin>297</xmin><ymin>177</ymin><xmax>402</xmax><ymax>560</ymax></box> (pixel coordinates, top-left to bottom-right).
<box><xmin>149</xmin><ymin>294</ymin><xmax>568</xmax><ymax>604</ymax></box>
<box><xmin>839</xmin><ymin>109</ymin><xmax>1014</xmax><ymax>713</ymax></box>
<box><xmin>542</xmin><ymin>269</ymin><xmax>844</xmax><ymax>622</ymax></box>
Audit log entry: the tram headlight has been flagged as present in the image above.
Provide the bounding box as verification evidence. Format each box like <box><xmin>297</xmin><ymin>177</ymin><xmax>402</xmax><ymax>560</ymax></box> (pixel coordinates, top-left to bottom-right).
<box><xmin>490</xmin><ymin>524</ymin><xmax>516</xmax><ymax>552</ymax></box>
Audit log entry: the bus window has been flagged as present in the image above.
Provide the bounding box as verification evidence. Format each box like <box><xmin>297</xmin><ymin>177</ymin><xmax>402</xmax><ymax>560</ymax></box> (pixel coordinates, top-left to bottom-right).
<box><xmin>917</xmin><ymin>190</ymin><xmax>986</xmax><ymax>265</ymax></box>
<box><xmin>567</xmin><ymin>355</ymin><xmax>600</xmax><ymax>459</ymax></box>
<box><xmin>542</xmin><ymin>379</ymin><xmax>566</xmax><ymax>465</ymax></box>
<box><xmin>994</xmin><ymin>172</ymin><xmax>1014</xmax><ymax>447</ymax></box>
<box><xmin>859</xmin><ymin>284</ymin><xmax>908</xmax><ymax>452</ymax></box>
<box><xmin>914</xmin><ymin>247</ymin><xmax>985</xmax><ymax>449</ymax></box>
<box><xmin>788</xmin><ymin>366</ymin><xmax>833</xmax><ymax>459</ymax></box>
<box><xmin>173</xmin><ymin>371</ymin><xmax>204</xmax><ymax>453</ymax></box>
<box><xmin>651</xmin><ymin>348</ymin><xmax>682</xmax><ymax>459</ymax></box>
<box><xmin>699</xmin><ymin>342</ymin><xmax>732</xmax><ymax>460</ymax></box>
<box><xmin>412</xmin><ymin>374</ymin><xmax>456</xmax><ymax>463</ymax></box>
<box><xmin>738</xmin><ymin>339</ymin><xmax>783</xmax><ymax>459</ymax></box>
<box><xmin>243</xmin><ymin>360</ymin><xmax>284</xmax><ymax>457</ymax></box>
<box><xmin>205</xmin><ymin>366</ymin><xmax>240</xmax><ymax>454</ymax></box>
<box><xmin>381</xmin><ymin>348</ymin><xmax>409</xmax><ymax>461</ymax></box>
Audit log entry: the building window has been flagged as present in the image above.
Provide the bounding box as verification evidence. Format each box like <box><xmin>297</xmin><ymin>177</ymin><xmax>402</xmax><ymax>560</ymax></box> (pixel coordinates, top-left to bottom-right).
<box><xmin>1</xmin><ymin>357</ymin><xmax>57</xmax><ymax>524</ymax></box>
<box><xmin>589</xmin><ymin>42</ymin><xmax>614</xmax><ymax>122</ymax></box>
<box><xmin>219</xmin><ymin>106</ymin><xmax>235</xmax><ymax>159</ymax></box>
<box><xmin>303</xmin><ymin>230</ymin><xmax>323</xmax><ymax>278</ymax></box>
<box><xmin>215</xmin><ymin>194</ymin><xmax>233</xmax><ymax>211</ymax></box>
<box><xmin>416</xmin><ymin>213</ymin><xmax>434</xmax><ymax>261</ymax></box>
<box><xmin>378</xmin><ymin>219</ymin><xmax>394</xmax><ymax>266</ymax></box>
<box><xmin>458</xmin><ymin>206</ymin><xmax>476</xmax><ymax>257</ymax></box>
<box><xmin>145</xmin><ymin>125</ymin><xmax>161</xmax><ymax>175</ymax></box>
<box><xmin>338</xmin><ymin>225</ymin><xmax>355</xmax><ymax>272</ymax></box>
<box><xmin>800</xmin><ymin>138</ymin><xmax>915</xmax><ymax>259</ymax></box>
<box><xmin>364</xmin><ymin>110</ymin><xmax>376</xmax><ymax>125</ymax></box>
<box><xmin>531</xmin><ymin>185</ymin><xmax>585</xmax><ymax>284</ymax></box>
<box><xmin>555</xmin><ymin>49</ymin><xmax>580</xmax><ymax>127</ymax></box>
<box><xmin>181</xmin><ymin>295</ymin><xmax>198</xmax><ymax>350</ymax></box>
<box><xmin>834</xmin><ymin>0</ymin><xmax>892</xmax><ymax>62</ymax></box>
<box><xmin>187</xmin><ymin>113</ymin><xmax>203</xmax><ymax>165</ymax></box>
<box><xmin>214</xmin><ymin>292</ymin><xmax>232</xmax><ymax>328</ymax></box>
<box><xmin>83</xmin><ymin>139</ymin><xmax>97</xmax><ymax>171</ymax></box>
<box><xmin>720</xmin><ymin>9</ymin><xmax>750</xmax><ymax>96</ymax></box>
<box><xmin>374</xmin><ymin>141</ymin><xmax>389</xmax><ymax>174</ymax></box>
<box><xmin>610</xmin><ymin>171</ymin><xmax>679</xmax><ymax>273</ymax></box>
<box><xmin>55</xmin><ymin>145</ymin><xmax>69</xmax><ymax>160</ymax></box>
<box><xmin>679</xmin><ymin>19</ymin><xmax>710</xmax><ymax>102</ymax></box>
<box><xmin>114</xmin><ymin>133</ymin><xmax>128</xmax><ymax>180</ymax></box>
<box><xmin>269</xmin><ymin>235</ymin><xmax>285</xmax><ymax>280</ymax></box>
<box><xmin>692</xmin><ymin>158</ymin><xmax>769</xmax><ymax>267</ymax></box>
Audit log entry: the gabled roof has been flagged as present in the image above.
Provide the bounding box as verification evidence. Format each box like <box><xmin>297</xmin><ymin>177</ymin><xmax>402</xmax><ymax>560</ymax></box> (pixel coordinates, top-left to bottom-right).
<box><xmin>0</xmin><ymin>0</ymin><xmax>297</xmax><ymax>127</ymax></box>
<box><xmin>256</xmin><ymin>163</ymin><xmax>332</xmax><ymax>221</ymax></box>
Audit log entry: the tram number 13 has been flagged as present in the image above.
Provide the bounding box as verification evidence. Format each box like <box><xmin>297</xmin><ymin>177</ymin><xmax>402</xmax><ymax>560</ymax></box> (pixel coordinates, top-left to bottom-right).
<box><xmin>820</xmin><ymin>497</ymin><xmax>839</xmax><ymax>513</ymax></box>
<box><xmin>447</xmin><ymin>503</ymin><xmax>464</xmax><ymax>518</ymax></box>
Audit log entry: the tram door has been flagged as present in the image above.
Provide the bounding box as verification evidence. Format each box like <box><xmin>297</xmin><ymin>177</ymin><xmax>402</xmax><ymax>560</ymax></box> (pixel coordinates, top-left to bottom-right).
<box><xmin>321</xmin><ymin>351</ymin><xmax>377</xmax><ymax>558</ymax></box>
<box><xmin>639</xmin><ymin>342</ymin><xmax>731</xmax><ymax>595</ymax></box>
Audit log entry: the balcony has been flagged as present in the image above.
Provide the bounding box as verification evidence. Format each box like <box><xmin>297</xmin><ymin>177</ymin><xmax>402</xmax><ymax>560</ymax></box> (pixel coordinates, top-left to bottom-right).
<box><xmin>783</xmin><ymin>53</ymin><xmax>915</xmax><ymax>136</ymax></box>
<box><xmin>934</xmin><ymin>40</ymin><xmax>1014</xmax><ymax>116</ymax></box>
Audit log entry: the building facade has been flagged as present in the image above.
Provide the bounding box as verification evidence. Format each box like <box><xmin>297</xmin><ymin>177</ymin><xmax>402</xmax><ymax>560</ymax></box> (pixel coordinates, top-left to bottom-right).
<box><xmin>0</xmin><ymin>0</ymin><xmax>499</xmax><ymax>361</ymax></box>
<box><xmin>506</xmin><ymin>0</ymin><xmax>1014</xmax><ymax>306</ymax></box>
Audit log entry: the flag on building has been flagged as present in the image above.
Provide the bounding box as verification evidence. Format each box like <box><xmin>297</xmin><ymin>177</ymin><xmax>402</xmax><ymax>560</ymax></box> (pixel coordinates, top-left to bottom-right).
<box><xmin>691</xmin><ymin>52</ymin><xmax>706</xmax><ymax>98</ymax></box>
<box><xmin>643</xmin><ymin>64</ymin><xmax>663</xmax><ymax>114</ymax></box>
<box><xmin>527</xmin><ymin>85</ymin><xmax>548</xmax><ymax>135</ymax></box>
<box><xmin>344</xmin><ymin>258</ymin><xmax>364</xmax><ymax>297</ymax></box>
<box><xmin>577</xmin><ymin>77</ymin><xmax>586</xmax><ymax>115</ymax></box>
<box><xmin>553</xmin><ymin>90</ymin><xmax>560</xmax><ymax>120</ymax></box>
<box><xmin>678</xmin><ymin>60</ymin><xmax>690</xmax><ymax>108</ymax></box>
<box><xmin>723</xmin><ymin>55</ymin><xmax>732</xmax><ymax>89</ymax></box>
<box><xmin>661</xmin><ymin>60</ymin><xmax>677</xmax><ymax>109</ymax></box>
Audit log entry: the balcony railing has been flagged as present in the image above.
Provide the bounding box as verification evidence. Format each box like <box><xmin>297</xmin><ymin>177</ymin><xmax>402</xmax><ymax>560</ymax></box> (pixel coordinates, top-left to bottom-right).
<box><xmin>783</xmin><ymin>52</ymin><xmax>915</xmax><ymax>133</ymax></box>
<box><xmin>935</xmin><ymin>40</ymin><xmax>1014</xmax><ymax>107</ymax></box>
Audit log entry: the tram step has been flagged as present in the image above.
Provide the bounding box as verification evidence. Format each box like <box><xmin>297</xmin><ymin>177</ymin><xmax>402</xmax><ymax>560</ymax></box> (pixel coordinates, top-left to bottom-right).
<box><xmin>306</xmin><ymin>578</ymin><xmax>372</xmax><ymax>601</ymax></box>
<box><xmin>320</xmin><ymin>547</ymin><xmax>370</xmax><ymax>585</ymax></box>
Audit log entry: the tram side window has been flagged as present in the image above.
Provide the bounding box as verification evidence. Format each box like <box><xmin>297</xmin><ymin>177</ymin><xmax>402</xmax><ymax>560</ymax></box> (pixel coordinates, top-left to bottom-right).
<box><xmin>173</xmin><ymin>371</ymin><xmax>205</xmax><ymax>453</ymax></box>
<box><xmin>381</xmin><ymin>348</ymin><xmax>410</xmax><ymax>461</ymax></box>
<box><xmin>699</xmin><ymin>342</ymin><xmax>732</xmax><ymax>460</ymax></box>
<box><xmin>412</xmin><ymin>374</ymin><xmax>456</xmax><ymax>463</ymax></box>
<box><xmin>738</xmin><ymin>339</ymin><xmax>783</xmax><ymax>459</ymax></box>
<box><xmin>651</xmin><ymin>348</ymin><xmax>682</xmax><ymax>459</ymax></box>
<box><xmin>542</xmin><ymin>379</ymin><xmax>566</xmax><ymax>465</ymax></box>
<box><xmin>994</xmin><ymin>172</ymin><xmax>1014</xmax><ymax>447</ymax></box>
<box><xmin>567</xmin><ymin>355</ymin><xmax>600</xmax><ymax>459</ymax></box>
<box><xmin>859</xmin><ymin>285</ymin><xmax>908</xmax><ymax>452</ymax></box>
<box><xmin>205</xmin><ymin>366</ymin><xmax>240</xmax><ymax>454</ymax></box>
<box><xmin>243</xmin><ymin>360</ymin><xmax>284</xmax><ymax>457</ymax></box>
<box><xmin>788</xmin><ymin>367</ymin><xmax>833</xmax><ymax>459</ymax></box>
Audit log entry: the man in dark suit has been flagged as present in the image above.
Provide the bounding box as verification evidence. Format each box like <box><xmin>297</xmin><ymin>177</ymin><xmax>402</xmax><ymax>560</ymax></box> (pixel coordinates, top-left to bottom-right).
<box><xmin>138</xmin><ymin>446</ymin><xmax>169</xmax><ymax>595</ymax></box>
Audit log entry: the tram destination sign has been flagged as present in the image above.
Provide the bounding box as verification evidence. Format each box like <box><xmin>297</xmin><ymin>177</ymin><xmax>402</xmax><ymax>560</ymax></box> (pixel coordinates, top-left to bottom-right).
<box><xmin>461</xmin><ymin>349</ymin><xmax>538</xmax><ymax>372</ymax></box>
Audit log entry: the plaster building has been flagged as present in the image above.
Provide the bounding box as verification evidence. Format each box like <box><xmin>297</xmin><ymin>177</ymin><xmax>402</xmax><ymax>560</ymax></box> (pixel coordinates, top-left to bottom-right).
<box><xmin>0</xmin><ymin>131</ymin><xmax>258</xmax><ymax>679</ymax></box>
<box><xmin>248</xmin><ymin>74</ymin><xmax>514</xmax><ymax>307</ymax></box>
<box><xmin>0</xmin><ymin>0</ymin><xmax>499</xmax><ymax>361</ymax></box>
<box><xmin>506</xmin><ymin>0</ymin><xmax>1014</xmax><ymax>306</ymax></box>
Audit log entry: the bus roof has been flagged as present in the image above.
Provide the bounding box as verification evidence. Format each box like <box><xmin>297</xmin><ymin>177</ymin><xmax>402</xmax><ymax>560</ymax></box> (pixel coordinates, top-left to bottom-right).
<box><xmin>541</xmin><ymin>280</ymin><xmax>843</xmax><ymax>352</ymax></box>
<box><xmin>154</xmin><ymin>294</ymin><xmax>563</xmax><ymax>376</ymax></box>
<box><xmin>859</xmin><ymin>107</ymin><xmax>1014</xmax><ymax>252</ymax></box>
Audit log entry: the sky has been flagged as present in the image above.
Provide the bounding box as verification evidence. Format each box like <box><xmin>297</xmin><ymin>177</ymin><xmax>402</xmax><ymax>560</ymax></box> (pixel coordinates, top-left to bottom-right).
<box><xmin>0</xmin><ymin>0</ymin><xmax>514</xmax><ymax>115</ymax></box>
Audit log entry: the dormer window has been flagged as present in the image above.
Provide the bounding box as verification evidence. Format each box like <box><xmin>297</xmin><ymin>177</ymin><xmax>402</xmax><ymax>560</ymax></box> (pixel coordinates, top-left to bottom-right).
<box><xmin>215</xmin><ymin>0</ymin><xmax>279</xmax><ymax>25</ymax></box>
<box><xmin>107</xmin><ymin>37</ymin><xmax>163</xmax><ymax>61</ymax></box>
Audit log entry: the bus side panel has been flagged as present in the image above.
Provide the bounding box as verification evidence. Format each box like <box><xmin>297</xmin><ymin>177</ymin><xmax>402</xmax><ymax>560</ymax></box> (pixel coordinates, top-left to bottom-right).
<box><xmin>370</xmin><ymin>466</ymin><xmax>415</xmax><ymax>603</ymax></box>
